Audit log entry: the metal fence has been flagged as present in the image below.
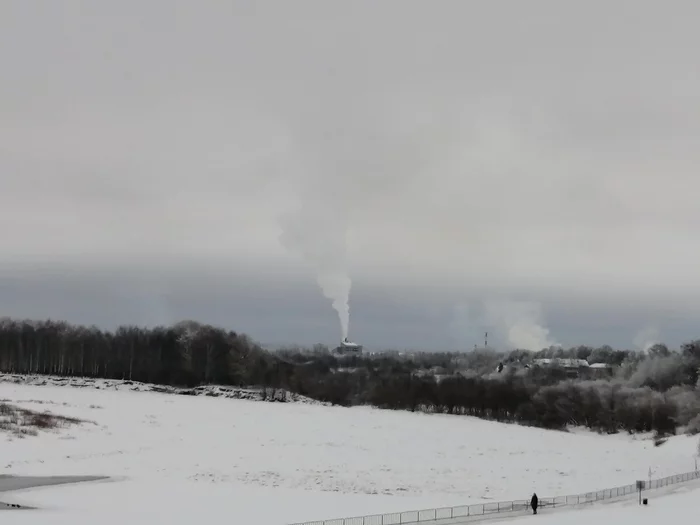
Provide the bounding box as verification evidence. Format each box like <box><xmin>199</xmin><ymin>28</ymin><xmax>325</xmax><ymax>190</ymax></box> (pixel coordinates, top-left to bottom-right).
<box><xmin>289</xmin><ymin>469</ymin><xmax>700</xmax><ymax>525</ymax></box>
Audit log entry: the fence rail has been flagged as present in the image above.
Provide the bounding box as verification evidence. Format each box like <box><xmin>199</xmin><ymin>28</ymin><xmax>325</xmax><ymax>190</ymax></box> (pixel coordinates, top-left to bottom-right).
<box><xmin>289</xmin><ymin>469</ymin><xmax>700</xmax><ymax>525</ymax></box>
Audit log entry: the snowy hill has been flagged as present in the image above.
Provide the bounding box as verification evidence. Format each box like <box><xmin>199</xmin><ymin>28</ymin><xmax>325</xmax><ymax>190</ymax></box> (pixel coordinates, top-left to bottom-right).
<box><xmin>0</xmin><ymin>373</ymin><xmax>327</xmax><ymax>404</ymax></box>
<box><xmin>0</xmin><ymin>375</ymin><xmax>698</xmax><ymax>524</ymax></box>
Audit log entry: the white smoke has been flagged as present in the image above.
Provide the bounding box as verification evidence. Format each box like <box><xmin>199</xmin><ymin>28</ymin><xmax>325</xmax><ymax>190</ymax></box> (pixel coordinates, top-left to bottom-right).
<box><xmin>451</xmin><ymin>299</ymin><xmax>557</xmax><ymax>351</ymax></box>
<box><xmin>633</xmin><ymin>325</ymin><xmax>660</xmax><ymax>352</ymax></box>
<box><xmin>279</xmin><ymin>197</ymin><xmax>352</xmax><ymax>340</ymax></box>
<box><xmin>275</xmin><ymin>96</ymin><xmax>466</xmax><ymax>342</ymax></box>
<box><xmin>482</xmin><ymin>299</ymin><xmax>557</xmax><ymax>351</ymax></box>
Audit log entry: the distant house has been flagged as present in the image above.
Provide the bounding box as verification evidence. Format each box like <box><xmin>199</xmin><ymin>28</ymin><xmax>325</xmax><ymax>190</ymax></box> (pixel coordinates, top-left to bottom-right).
<box><xmin>532</xmin><ymin>358</ymin><xmax>589</xmax><ymax>368</ymax></box>
<box><xmin>588</xmin><ymin>362</ymin><xmax>614</xmax><ymax>378</ymax></box>
<box><xmin>530</xmin><ymin>358</ymin><xmax>615</xmax><ymax>379</ymax></box>
<box><xmin>531</xmin><ymin>358</ymin><xmax>590</xmax><ymax>378</ymax></box>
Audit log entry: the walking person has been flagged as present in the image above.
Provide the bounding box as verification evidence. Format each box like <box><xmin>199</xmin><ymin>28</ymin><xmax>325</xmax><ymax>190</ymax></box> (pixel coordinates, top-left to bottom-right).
<box><xmin>530</xmin><ymin>493</ymin><xmax>538</xmax><ymax>515</ymax></box>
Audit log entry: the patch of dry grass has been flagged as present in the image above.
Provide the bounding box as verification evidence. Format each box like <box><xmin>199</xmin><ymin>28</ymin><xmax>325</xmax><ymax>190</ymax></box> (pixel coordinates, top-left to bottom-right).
<box><xmin>0</xmin><ymin>402</ymin><xmax>86</xmax><ymax>439</ymax></box>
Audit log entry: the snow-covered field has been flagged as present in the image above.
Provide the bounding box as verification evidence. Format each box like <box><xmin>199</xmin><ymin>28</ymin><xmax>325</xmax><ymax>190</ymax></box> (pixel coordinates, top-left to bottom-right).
<box><xmin>0</xmin><ymin>374</ymin><xmax>698</xmax><ymax>524</ymax></box>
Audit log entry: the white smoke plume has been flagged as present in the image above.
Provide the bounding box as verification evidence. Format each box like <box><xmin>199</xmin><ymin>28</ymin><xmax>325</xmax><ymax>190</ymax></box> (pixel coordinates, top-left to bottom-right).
<box><xmin>450</xmin><ymin>299</ymin><xmax>557</xmax><ymax>351</ymax></box>
<box><xmin>279</xmin><ymin>196</ymin><xmax>352</xmax><ymax>340</ymax></box>
<box><xmin>274</xmin><ymin>97</ymin><xmax>433</xmax><ymax>342</ymax></box>
<box><xmin>276</xmin><ymin>96</ymin><xmax>465</xmax><ymax>342</ymax></box>
<box><xmin>633</xmin><ymin>325</ymin><xmax>660</xmax><ymax>352</ymax></box>
<box><xmin>478</xmin><ymin>299</ymin><xmax>557</xmax><ymax>351</ymax></box>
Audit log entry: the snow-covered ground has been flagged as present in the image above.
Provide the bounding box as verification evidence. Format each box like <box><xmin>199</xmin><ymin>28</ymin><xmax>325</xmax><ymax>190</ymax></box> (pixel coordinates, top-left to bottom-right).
<box><xmin>1</xmin><ymin>375</ymin><xmax>698</xmax><ymax>524</ymax></box>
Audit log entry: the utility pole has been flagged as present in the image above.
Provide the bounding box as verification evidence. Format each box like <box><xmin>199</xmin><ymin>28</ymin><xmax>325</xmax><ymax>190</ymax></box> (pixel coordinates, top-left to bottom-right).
<box><xmin>484</xmin><ymin>332</ymin><xmax>488</xmax><ymax>348</ymax></box>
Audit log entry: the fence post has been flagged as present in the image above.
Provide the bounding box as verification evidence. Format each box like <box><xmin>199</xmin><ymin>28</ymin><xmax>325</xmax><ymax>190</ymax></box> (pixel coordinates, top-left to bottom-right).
<box><xmin>636</xmin><ymin>480</ymin><xmax>644</xmax><ymax>505</ymax></box>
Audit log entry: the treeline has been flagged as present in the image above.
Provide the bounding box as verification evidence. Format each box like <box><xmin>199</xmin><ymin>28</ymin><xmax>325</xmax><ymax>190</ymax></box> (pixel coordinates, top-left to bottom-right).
<box><xmin>364</xmin><ymin>374</ymin><xmax>690</xmax><ymax>437</ymax></box>
<box><xmin>0</xmin><ymin>318</ymin><xmax>285</xmax><ymax>387</ymax></box>
<box><xmin>1</xmin><ymin>317</ymin><xmax>700</xmax><ymax>438</ymax></box>
<box><xmin>274</xmin><ymin>347</ymin><xmax>700</xmax><ymax>437</ymax></box>
<box><xmin>253</xmin><ymin>340</ymin><xmax>700</xmax><ymax>437</ymax></box>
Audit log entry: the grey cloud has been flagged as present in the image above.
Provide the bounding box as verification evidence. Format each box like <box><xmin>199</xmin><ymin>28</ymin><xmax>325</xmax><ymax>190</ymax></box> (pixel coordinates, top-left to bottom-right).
<box><xmin>2</xmin><ymin>1</ymin><xmax>700</xmax><ymax>351</ymax></box>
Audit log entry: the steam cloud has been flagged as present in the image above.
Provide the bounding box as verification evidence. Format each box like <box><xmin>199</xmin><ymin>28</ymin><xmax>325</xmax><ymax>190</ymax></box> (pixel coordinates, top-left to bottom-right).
<box><xmin>279</xmin><ymin>199</ymin><xmax>352</xmax><ymax>341</ymax></box>
<box><xmin>452</xmin><ymin>299</ymin><xmax>557</xmax><ymax>351</ymax></box>
<box><xmin>633</xmin><ymin>325</ymin><xmax>660</xmax><ymax>352</ymax></box>
<box><xmin>276</xmin><ymin>96</ymin><xmax>473</xmax><ymax>343</ymax></box>
<box><xmin>274</xmin><ymin>99</ymin><xmax>421</xmax><ymax>343</ymax></box>
<box><xmin>482</xmin><ymin>299</ymin><xmax>557</xmax><ymax>351</ymax></box>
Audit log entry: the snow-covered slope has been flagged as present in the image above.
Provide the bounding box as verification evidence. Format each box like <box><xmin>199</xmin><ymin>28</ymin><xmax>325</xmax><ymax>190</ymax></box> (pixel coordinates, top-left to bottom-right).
<box><xmin>0</xmin><ymin>373</ymin><xmax>327</xmax><ymax>404</ymax></box>
<box><xmin>0</xmin><ymin>376</ymin><xmax>698</xmax><ymax>525</ymax></box>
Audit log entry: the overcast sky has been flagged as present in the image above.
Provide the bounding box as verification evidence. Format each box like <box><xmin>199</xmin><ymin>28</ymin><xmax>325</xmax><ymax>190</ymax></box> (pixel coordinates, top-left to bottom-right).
<box><xmin>2</xmin><ymin>1</ymin><xmax>699</xmax><ymax>352</ymax></box>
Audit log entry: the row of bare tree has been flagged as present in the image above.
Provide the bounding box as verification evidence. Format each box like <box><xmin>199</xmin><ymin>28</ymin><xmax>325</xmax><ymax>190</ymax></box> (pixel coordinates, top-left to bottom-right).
<box><xmin>1</xmin><ymin>317</ymin><xmax>699</xmax><ymax>437</ymax></box>
<box><xmin>0</xmin><ymin>318</ymin><xmax>274</xmax><ymax>387</ymax></box>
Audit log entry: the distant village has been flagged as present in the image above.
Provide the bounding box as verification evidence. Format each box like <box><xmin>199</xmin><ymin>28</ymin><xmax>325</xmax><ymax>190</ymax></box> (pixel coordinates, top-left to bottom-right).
<box><xmin>277</xmin><ymin>340</ymin><xmax>619</xmax><ymax>382</ymax></box>
<box><xmin>410</xmin><ymin>355</ymin><xmax>615</xmax><ymax>383</ymax></box>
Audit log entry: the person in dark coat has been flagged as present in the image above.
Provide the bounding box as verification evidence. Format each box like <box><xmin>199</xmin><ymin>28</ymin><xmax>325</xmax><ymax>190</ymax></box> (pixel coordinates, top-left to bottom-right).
<box><xmin>530</xmin><ymin>493</ymin><xmax>538</xmax><ymax>514</ymax></box>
